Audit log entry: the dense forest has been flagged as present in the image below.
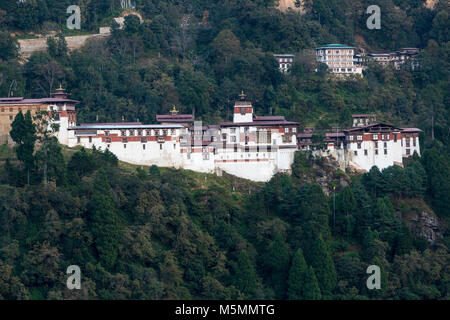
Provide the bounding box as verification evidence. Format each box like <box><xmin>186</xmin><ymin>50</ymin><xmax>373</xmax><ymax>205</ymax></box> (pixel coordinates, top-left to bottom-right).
<box><xmin>0</xmin><ymin>0</ymin><xmax>449</xmax><ymax>299</ymax></box>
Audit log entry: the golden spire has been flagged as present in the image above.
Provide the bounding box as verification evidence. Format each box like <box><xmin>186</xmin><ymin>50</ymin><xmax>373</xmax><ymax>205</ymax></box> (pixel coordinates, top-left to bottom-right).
<box><xmin>239</xmin><ymin>90</ymin><xmax>246</xmax><ymax>100</ymax></box>
<box><xmin>57</xmin><ymin>83</ymin><xmax>64</xmax><ymax>92</ymax></box>
<box><xmin>170</xmin><ymin>105</ymin><xmax>179</xmax><ymax>115</ymax></box>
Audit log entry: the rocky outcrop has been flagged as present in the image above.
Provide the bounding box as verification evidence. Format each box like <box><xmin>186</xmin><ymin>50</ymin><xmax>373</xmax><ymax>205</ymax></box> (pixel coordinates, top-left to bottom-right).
<box><xmin>406</xmin><ymin>210</ymin><xmax>444</xmax><ymax>242</ymax></box>
<box><xmin>397</xmin><ymin>199</ymin><xmax>445</xmax><ymax>243</ymax></box>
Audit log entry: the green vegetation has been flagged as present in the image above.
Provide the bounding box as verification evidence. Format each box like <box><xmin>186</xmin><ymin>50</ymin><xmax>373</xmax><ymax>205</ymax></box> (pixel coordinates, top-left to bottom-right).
<box><xmin>0</xmin><ymin>0</ymin><xmax>448</xmax><ymax>300</ymax></box>
<box><xmin>0</xmin><ymin>142</ymin><xmax>448</xmax><ymax>299</ymax></box>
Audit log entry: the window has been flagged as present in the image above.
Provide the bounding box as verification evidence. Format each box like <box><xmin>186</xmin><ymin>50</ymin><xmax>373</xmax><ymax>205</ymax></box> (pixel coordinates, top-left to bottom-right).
<box><xmin>122</xmin><ymin>137</ymin><xmax>128</xmax><ymax>143</ymax></box>
<box><xmin>357</xmin><ymin>135</ymin><xmax>362</xmax><ymax>141</ymax></box>
<box><xmin>77</xmin><ymin>137</ymin><xmax>81</xmax><ymax>143</ymax></box>
<box><xmin>1</xmin><ymin>108</ymin><xmax>4</xmax><ymax>112</ymax></box>
<box><xmin>222</xmin><ymin>133</ymin><xmax>227</xmax><ymax>140</ymax></box>
<box><xmin>349</xmin><ymin>136</ymin><xmax>354</xmax><ymax>141</ymax></box>
<box><xmin>292</xmin><ymin>127</ymin><xmax>297</xmax><ymax>133</ymax></box>
<box><xmin>384</xmin><ymin>142</ymin><xmax>387</xmax><ymax>148</ymax></box>
<box><xmin>137</xmin><ymin>130</ymin><xmax>142</xmax><ymax>136</ymax></box>
<box><xmin>375</xmin><ymin>141</ymin><xmax>378</xmax><ymax>149</ymax></box>
<box><xmin>373</xmin><ymin>134</ymin><xmax>378</xmax><ymax>140</ymax></box>
<box><xmin>230</xmin><ymin>128</ymin><xmax>236</xmax><ymax>133</ymax></box>
<box><xmin>364</xmin><ymin>149</ymin><xmax>368</xmax><ymax>156</ymax></box>
<box><xmin>384</xmin><ymin>149</ymin><xmax>387</xmax><ymax>155</ymax></box>
<box><xmin>105</xmin><ymin>137</ymin><xmax>111</xmax><ymax>143</ymax></box>
<box><xmin>413</xmin><ymin>138</ymin><xmax>416</xmax><ymax>147</ymax></box>
<box><xmin>9</xmin><ymin>108</ymin><xmax>13</xmax><ymax>112</ymax></box>
<box><xmin>354</xmin><ymin>151</ymin><xmax>358</xmax><ymax>156</ymax></box>
<box><xmin>357</xmin><ymin>143</ymin><xmax>361</xmax><ymax>149</ymax></box>
<box><xmin>105</xmin><ymin>130</ymin><xmax>110</xmax><ymax>136</ymax></box>
<box><xmin>143</xmin><ymin>144</ymin><xmax>146</xmax><ymax>150</ymax></box>
<box><xmin>89</xmin><ymin>137</ymin><xmax>92</xmax><ymax>143</ymax></box>
<box><xmin>146</xmin><ymin>130</ymin><xmax>151</xmax><ymax>136</ymax></box>
<box><xmin>406</xmin><ymin>148</ymin><xmax>410</xmax><ymax>155</ymax></box>
<box><xmin>121</xmin><ymin>130</ymin><xmax>126</xmax><ymax>136</ymax></box>
<box><xmin>107</xmin><ymin>144</ymin><xmax>110</xmax><ymax>149</ymax></box>
<box><xmin>231</xmin><ymin>136</ymin><xmax>236</xmax><ymax>142</ymax></box>
<box><xmin>160</xmin><ymin>144</ymin><xmax>162</xmax><ymax>150</ymax></box>
<box><xmin>375</xmin><ymin>149</ymin><xmax>378</xmax><ymax>155</ymax></box>
<box><xmin>124</xmin><ymin>144</ymin><xmax>127</xmax><ymax>149</ymax></box>
<box><xmin>394</xmin><ymin>134</ymin><xmax>397</xmax><ymax>142</ymax></box>
<box><xmin>9</xmin><ymin>115</ymin><xmax>13</xmax><ymax>120</ymax></box>
<box><xmin>129</xmin><ymin>130</ymin><xmax>135</xmax><ymax>136</ymax></box>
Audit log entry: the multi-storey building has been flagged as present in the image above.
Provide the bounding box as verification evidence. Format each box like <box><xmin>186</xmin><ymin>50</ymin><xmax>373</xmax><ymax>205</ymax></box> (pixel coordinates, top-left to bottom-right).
<box><xmin>357</xmin><ymin>48</ymin><xmax>420</xmax><ymax>70</ymax></box>
<box><xmin>324</xmin><ymin>115</ymin><xmax>421</xmax><ymax>172</ymax></box>
<box><xmin>0</xmin><ymin>86</ymin><xmax>78</xmax><ymax>144</ymax></box>
<box><xmin>64</xmin><ymin>92</ymin><xmax>299</xmax><ymax>182</ymax></box>
<box><xmin>273</xmin><ymin>54</ymin><xmax>295</xmax><ymax>73</ymax></box>
<box><xmin>315</xmin><ymin>44</ymin><xmax>363</xmax><ymax>75</ymax></box>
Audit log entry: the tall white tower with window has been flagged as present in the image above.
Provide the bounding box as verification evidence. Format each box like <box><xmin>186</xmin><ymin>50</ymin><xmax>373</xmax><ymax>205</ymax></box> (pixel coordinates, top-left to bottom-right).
<box><xmin>233</xmin><ymin>91</ymin><xmax>253</xmax><ymax>123</ymax></box>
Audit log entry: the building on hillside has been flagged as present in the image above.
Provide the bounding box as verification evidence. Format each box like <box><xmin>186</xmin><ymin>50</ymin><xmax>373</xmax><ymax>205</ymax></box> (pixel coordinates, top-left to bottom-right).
<box><xmin>0</xmin><ymin>86</ymin><xmax>79</xmax><ymax>144</ymax></box>
<box><xmin>323</xmin><ymin>114</ymin><xmax>421</xmax><ymax>172</ymax></box>
<box><xmin>315</xmin><ymin>44</ymin><xmax>363</xmax><ymax>75</ymax></box>
<box><xmin>357</xmin><ymin>48</ymin><xmax>420</xmax><ymax>70</ymax></box>
<box><xmin>63</xmin><ymin>91</ymin><xmax>299</xmax><ymax>182</ymax></box>
<box><xmin>273</xmin><ymin>54</ymin><xmax>295</xmax><ymax>73</ymax></box>
<box><xmin>156</xmin><ymin>106</ymin><xmax>194</xmax><ymax>127</ymax></box>
<box><xmin>352</xmin><ymin>114</ymin><xmax>377</xmax><ymax>127</ymax></box>
<box><xmin>368</xmin><ymin>53</ymin><xmax>394</xmax><ymax>66</ymax></box>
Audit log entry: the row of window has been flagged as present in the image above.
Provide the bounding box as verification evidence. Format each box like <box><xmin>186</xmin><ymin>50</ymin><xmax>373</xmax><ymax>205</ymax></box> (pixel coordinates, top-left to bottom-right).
<box><xmin>0</xmin><ymin>107</ymin><xmax>41</xmax><ymax>112</ymax></box>
<box><xmin>116</xmin><ymin>129</ymin><xmax>176</xmax><ymax>137</ymax></box>
<box><xmin>355</xmin><ymin>149</ymin><xmax>388</xmax><ymax>156</ymax></box>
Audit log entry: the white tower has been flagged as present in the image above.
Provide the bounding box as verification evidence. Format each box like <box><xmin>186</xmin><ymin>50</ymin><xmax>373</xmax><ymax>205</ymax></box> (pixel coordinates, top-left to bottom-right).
<box><xmin>233</xmin><ymin>91</ymin><xmax>253</xmax><ymax>123</ymax></box>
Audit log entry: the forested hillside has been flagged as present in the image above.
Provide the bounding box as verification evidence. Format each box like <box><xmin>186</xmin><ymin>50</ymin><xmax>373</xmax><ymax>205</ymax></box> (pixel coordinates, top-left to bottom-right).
<box><xmin>0</xmin><ymin>0</ymin><xmax>449</xmax><ymax>300</ymax></box>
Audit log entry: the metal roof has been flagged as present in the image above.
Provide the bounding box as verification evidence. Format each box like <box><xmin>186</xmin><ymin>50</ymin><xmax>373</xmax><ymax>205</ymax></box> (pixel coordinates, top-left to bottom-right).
<box><xmin>69</xmin><ymin>124</ymin><xmax>184</xmax><ymax>130</ymax></box>
<box><xmin>316</xmin><ymin>44</ymin><xmax>356</xmax><ymax>50</ymax></box>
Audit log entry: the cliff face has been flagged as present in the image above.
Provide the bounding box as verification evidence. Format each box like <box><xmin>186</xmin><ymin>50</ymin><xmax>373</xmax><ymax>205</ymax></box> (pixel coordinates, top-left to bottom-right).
<box><xmin>395</xmin><ymin>198</ymin><xmax>445</xmax><ymax>243</ymax></box>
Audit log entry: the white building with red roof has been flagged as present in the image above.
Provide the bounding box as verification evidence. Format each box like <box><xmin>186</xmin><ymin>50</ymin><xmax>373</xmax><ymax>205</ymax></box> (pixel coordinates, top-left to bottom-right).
<box><xmin>61</xmin><ymin>92</ymin><xmax>298</xmax><ymax>182</ymax></box>
<box><xmin>324</xmin><ymin>114</ymin><xmax>422</xmax><ymax>171</ymax></box>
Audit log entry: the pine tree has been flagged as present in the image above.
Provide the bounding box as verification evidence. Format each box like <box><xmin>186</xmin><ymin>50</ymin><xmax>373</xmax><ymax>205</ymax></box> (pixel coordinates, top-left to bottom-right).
<box><xmin>303</xmin><ymin>266</ymin><xmax>322</xmax><ymax>300</ymax></box>
<box><xmin>264</xmin><ymin>233</ymin><xmax>290</xmax><ymax>299</ymax></box>
<box><xmin>287</xmin><ymin>248</ymin><xmax>308</xmax><ymax>299</ymax></box>
<box><xmin>10</xmin><ymin>110</ymin><xmax>36</xmax><ymax>184</ymax></box>
<box><xmin>234</xmin><ymin>250</ymin><xmax>258</xmax><ymax>298</ymax></box>
<box><xmin>305</xmin><ymin>234</ymin><xmax>337</xmax><ymax>297</ymax></box>
<box><xmin>88</xmin><ymin>169</ymin><xmax>122</xmax><ymax>269</ymax></box>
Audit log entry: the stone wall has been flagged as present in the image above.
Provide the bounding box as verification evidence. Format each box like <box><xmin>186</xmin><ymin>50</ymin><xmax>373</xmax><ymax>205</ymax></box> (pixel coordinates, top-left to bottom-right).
<box><xmin>18</xmin><ymin>32</ymin><xmax>110</xmax><ymax>59</ymax></box>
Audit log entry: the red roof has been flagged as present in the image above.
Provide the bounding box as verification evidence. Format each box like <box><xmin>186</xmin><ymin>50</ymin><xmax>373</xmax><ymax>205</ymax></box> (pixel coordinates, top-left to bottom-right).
<box><xmin>0</xmin><ymin>97</ymin><xmax>79</xmax><ymax>105</ymax></box>
<box><xmin>220</xmin><ymin>120</ymin><xmax>298</xmax><ymax>127</ymax></box>
<box><xmin>254</xmin><ymin>116</ymin><xmax>286</xmax><ymax>121</ymax></box>
<box><xmin>156</xmin><ymin>114</ymin><xmax>194</xmax><ymax>122</ymax></box>
<box><xmin>80</xmin><ymin>122</ymin><xmax>142</xmax><ymax>126</ymax></box>
<box><xmin>401</xmin><ymin>128</ymin><xmax>422</xmax><ymax>133</ymax></box>
<box><xmin>345</xmin><ymin>122</ymin><xmax>399</xmax><ymax>132</ymax></box>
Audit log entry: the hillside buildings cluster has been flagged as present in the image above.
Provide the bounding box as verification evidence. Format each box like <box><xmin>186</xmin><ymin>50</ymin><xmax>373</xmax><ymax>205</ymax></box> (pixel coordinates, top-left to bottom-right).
<box><xmin>0</xmin><ymin>88</ymin><xmax>421</xmax><ymax>181</ymax></box>
<box><xmin>274</xmin><ymin>45</ymin><xmax>419</xmax><ymax>75</ymax></box>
